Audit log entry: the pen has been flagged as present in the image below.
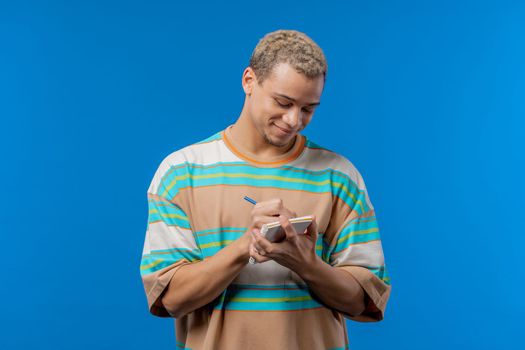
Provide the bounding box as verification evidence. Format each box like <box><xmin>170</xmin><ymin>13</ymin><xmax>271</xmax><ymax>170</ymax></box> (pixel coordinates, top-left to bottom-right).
<box><xmin>243</xmin><ymin>196</ymin><xmax>257</xmax><ymax>205</ymax></box>
<box><xmin>243</xmin><ymin>196</ymin><xmax>258</xmax><ymax>265</ymax></box>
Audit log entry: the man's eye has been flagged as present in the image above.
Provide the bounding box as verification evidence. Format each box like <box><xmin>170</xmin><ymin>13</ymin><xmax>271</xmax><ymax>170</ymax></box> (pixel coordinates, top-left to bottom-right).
<box><xmin>302</xmin><ymin>108</ymin><xmax>313</xmax><ymax>114</ymax></box>
<box><xmin>276</xmin><ymin>100</ymin><xmax>292</xmax><ymax>108</ymax></box>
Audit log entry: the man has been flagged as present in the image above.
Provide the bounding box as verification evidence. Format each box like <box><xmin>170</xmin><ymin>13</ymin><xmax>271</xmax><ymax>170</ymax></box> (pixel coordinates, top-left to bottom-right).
<box><xmin>140</xmin><ymin>29</ymin><xmax>391</xmax><ymax>349</ymax></box>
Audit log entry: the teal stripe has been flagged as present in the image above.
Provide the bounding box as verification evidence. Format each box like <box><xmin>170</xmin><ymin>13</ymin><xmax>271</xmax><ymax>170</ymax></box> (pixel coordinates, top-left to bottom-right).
<box><xmin>340</xmin><ymin>216</ymin><xmax>379</xmax><ymax>234</ymax></box>
<box><xmin>140</xmin><ymin>248</ymin><xmax>202</xmax><ymax>276</ymax></box>
<box><xmin>202</xmin><ymin>244</ymin><xmax>324</xmax><ymax>259</ymax></box>
<box><xmin>315</xmin><ymin>235</ymin><xmax>324</xmax><ymax>258</ymax></box>
<box><xmin>217</xmin><ymin>298</ymin><xmax>322</xmax><ymax>311</ymax></box>
<box><xmin>321</xmin><ymin>238</ymin><xmax>332</xmax><ymax>263</ymax></box>
<box><xmin>175</xmin><ymin>339</ymin><xmax>192</xmax><ymax>350</ymax></box>
<box><xmin>163</xmin><ymin>163</ymin><xmax>357</xmax><ymax>188</ymax></box>
<box><xmin>195</xmin><ymin>131</ymin><xmax>222</xmax><ymax>144</ymax></box>
<box><xmin>338</xmin><ymin>265</ymin><xmax>390</xmax><ymax>286</ymax></box>
<box><xmin>198</xmin><ymin>230</ymin><xmax>245</xmax><ymax>245</ymax></box>
<box><xmin>157</xmin><ymin>162</ymin><xmax>368</xmax><ymax>212</ymax></box>
<box><xmin>159</xmin><ymin>161</ymin><xmax>355</xmax><ymax>182</ymax></box>
<box><xmin>140</xmin><ymin>259</ymin><xmax>174</xmax><ymax>276</ymax></box>
<box><xmin>143</xmin><ymin>247</ymin><xmax>200</xmax><ymax>257</ymax></box>
<box><xmin>197</xmin><ymin>229</ymin><xmax>325</xmax><ymax>259</ymax></box>
<box><xmin>195</xmin><ymin>226</ymin><xmax>246</xmax><ymax>236</ymax></box>
<box><xmin>212</xmin><ymin>283</ymin><xmax>324</xmax><ymax>311</ymax></box>
<box><xmin>305</xmin><ymin>139</ymin><xmax>329</xmax><ymax>150</ymax></box>
<box><xmin>337</xmin><ymin>231</ymin><xmax>381</xmax><ymax>253</ymax></box>
<box><xmin>148</xmin><ymin>213</ymin><xmax>190</xmax><ymax>229</ymax></box>
<box><xmin>194</xmin><ymin>227</ymin><xmax>247</xmax><ymax>257</ymax></box>
<box><xmin>148</xmin><ymin>198</ymin><xmax>191</xmax><ymax>229</ymax></box>
<box><xmin>226</xmin><ymin>284</ymin><xmax>312</xmax><ymax>298</ymax></box>
<box><xmin>200</xmin><ymin>243</ymin><xmax>232</xmax><ymax>258</ymax></box>
<box><xmin>329</xmin><ymin>217</ymin><xmax>381</xmax><ymax>255</ymax></box>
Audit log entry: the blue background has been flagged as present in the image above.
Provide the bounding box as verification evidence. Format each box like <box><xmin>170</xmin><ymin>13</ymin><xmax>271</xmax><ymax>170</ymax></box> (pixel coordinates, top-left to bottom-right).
<box><xmin>1</xmin><ymin>1</ymin><xmax>523</xmax><ymax>349</ymax></box>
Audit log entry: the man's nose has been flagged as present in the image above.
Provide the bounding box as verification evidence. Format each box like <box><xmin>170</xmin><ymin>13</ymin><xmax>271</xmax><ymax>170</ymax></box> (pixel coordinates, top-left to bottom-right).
<box><xmin>283</xmin><ymin>108</ymin><xmax>301</xmax><ymax>130</ymax></box>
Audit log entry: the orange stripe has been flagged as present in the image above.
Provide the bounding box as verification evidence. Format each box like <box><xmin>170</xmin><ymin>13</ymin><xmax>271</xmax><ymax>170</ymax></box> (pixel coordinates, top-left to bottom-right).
<box><xmin>147</xmin><ymin>193</ymin><xmax>172</xmax><ymax>203</ymax></box>
<box><xmin>176</xmin><ymin>183</ymin><xmax>338</xmax><ymax>199</ymax></box>
<box><xmin>196</xmin><ymin>228</ymin><xmax>247</xmax><ymax>237</ymax></box>
<box><xmin>331</xmin><ymin>238</ymin><xmax>381</xmax><ymax>256</ymax></box>
<box><xmin>222</xmin><ymin>129</ymin><xmax>306</xmax><ymax>166</ymax></box>
<box><xmin>355</xmin><ymin>217</ymin><xmax>377</xmax><ymax>224</ymax></box>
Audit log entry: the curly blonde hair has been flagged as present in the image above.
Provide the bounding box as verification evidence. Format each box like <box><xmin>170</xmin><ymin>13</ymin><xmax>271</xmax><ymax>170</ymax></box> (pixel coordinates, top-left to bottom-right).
<box><xmin>249</xmin><ymin>29</ymin><xmax>327</xmax><ymax>85</ymax></box>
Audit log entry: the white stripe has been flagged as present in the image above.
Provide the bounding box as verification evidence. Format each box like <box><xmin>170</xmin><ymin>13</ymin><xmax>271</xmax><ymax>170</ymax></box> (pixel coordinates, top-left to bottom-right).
<box><xmin>148</xmin><ymin>136</ymin><xmax>374</xmax><ymax>210</ymax></box>
<box><xmin>142</xmin><ymin>232</ymin><xmax>151</xmax><ymax>255</ymax></box>
<box><xmin>144</xmin><ymin>224</ymin><xmax>198</xmax><ymax>253</ymax></box>
<box><xmin>331</xmin><ymin>240</ymin><xmax>385</xmax><ymax>267</ymax></box>
<box><xmin>147</xmin><ymin>139</ymin><xmax>240</xmax><ymax>195</ymax></box>
<box><xmin>234</xmin><ymin>261</ymin><xmax>292</xmax><ymax>285</ymax></box>
<box><xmin>290</xmin><ymin>147</ymin><xmax>363</xmax><ymax>187</ymax></box>
<box><xmin>290</xmin><ymin>147</ymin><xmax>374</xmax><ymax>209</ymax></box>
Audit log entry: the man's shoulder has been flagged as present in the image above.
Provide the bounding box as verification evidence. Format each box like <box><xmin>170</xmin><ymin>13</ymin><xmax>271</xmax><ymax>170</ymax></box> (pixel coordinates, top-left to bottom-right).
<box><xmin>301</xmin><ymin>137</ymin><xmax>364</xmax><ymax>186</ymax></box>
<box><xmin>161</xmin><ymin>130</ymin><xmax>224</xmax><ymax>165</ymax></box>
<box><xmin>151</xmin><ymin>130</ymin><xmax>224</xmax><ymax>178</ymax></box>
<box><xmin>303</xmin><ymin>137</ymin><xmax>357</xmax><ymax>170</ymax></box>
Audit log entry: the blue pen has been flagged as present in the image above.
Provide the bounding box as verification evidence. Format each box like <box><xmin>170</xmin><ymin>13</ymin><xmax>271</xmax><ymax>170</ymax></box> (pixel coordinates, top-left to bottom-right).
<box><xmin>243</xmin><ymin>196</ymin><xmax>258</xmax><ymax>265</ymax></box>
<box><xmin>243</xmin><ymin>196</ymin><xmax>257</xmax><ymax>205</ymax></box>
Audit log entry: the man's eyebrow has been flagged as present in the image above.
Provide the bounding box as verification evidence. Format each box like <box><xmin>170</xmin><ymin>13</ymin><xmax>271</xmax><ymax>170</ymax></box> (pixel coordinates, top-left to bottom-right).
<box><xmin>273</xmin><ymin>93</ymin><xmax>321</xmax><ymax>107</ymax></box>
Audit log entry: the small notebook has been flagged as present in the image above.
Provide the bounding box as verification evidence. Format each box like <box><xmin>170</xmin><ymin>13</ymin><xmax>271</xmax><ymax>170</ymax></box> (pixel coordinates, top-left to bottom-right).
<box><xmin>261</xmin><ymin>215</ymin><xmax>314</xmax><ymax>243</ymax></box>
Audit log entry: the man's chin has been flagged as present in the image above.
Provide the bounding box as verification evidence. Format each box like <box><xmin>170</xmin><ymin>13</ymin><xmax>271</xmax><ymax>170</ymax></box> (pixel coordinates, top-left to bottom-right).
<box><xmin>264</xmin><ymin>133</ymin><xmax>296</xmax><ymax>148</ymax></box>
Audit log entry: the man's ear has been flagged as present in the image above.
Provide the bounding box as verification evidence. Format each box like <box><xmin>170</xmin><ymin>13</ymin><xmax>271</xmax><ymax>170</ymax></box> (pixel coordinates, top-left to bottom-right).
<box><xmin>242</xmin><ymin>67</ymin><xmax>256</xmax><ymax>96</ymax></box>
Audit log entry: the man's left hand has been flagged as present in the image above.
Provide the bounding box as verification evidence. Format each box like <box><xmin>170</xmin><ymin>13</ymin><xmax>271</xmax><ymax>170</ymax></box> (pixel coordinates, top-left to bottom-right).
<box><xmin>250</xmin><ymin>215</ymin><xmax>319</xmax><ymax>274</ymax></box>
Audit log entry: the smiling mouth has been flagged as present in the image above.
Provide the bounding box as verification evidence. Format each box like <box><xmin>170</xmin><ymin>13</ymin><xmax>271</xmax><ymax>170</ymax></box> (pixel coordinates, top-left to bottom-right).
<box><xmin>274</xmin><ymin>124</ymin><xmax>294</xmax><ymax>134</ymax></box>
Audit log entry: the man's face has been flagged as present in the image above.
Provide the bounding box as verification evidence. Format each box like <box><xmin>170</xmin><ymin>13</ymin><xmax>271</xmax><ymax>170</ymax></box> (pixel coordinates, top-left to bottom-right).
<box><xmin>244</xmin><ymin>63</ymin><xmax>324</xmax><ymax>147</ymax></box>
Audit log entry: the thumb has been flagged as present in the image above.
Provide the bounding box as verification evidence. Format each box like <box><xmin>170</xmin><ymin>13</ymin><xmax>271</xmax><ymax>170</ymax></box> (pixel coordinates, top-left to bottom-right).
<box><xmin>306</xmin><ymin>215</ymin><xmax>318</xmax><ymax>242</ymax></box>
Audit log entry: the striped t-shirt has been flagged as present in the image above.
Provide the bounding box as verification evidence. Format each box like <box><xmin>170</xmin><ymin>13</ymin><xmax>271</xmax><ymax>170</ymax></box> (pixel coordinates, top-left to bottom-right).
<box><xmin>140</xmin><ymin>125</ymin><xmax>391</xmax><ymax>350</ymax></box>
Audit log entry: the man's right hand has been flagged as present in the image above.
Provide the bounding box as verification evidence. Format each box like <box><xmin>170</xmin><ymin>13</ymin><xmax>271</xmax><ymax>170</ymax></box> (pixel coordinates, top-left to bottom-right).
<box><xmin>249</xmin><ymin>198</ymin><xmax>297</xmax><ymax>229</ymax></box>
<box><xmin>245</xmin><ymin>198</ymin><xmax>296</xmax><ymax>263</ymax></box>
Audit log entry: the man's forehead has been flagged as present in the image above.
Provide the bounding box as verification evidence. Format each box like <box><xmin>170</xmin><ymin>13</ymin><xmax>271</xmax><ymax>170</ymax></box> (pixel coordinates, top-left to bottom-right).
<box><xmin>272</xmin><ymin>92</ymin><xmax>321</xmax><ymax>106</ymax></box>
<box><xmin>258</xmin><ymin>63</ymin><xmax>322</xmax><ymax>99</ymax></box>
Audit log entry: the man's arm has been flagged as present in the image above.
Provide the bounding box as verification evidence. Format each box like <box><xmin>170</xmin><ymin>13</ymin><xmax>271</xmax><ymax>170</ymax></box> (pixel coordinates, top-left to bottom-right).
<box><xmin>296</xmin><ymin>255</ymin><xmax>366</xmax><ymax>317</ymax></box>
<box><xmin>161</xmin><ymin>233</ymin><xmax>251</xmax><ymax>318</ymax></box>
<box><xmin>162</xmin><ymin>198</ymin><xmax>297</xmax><ymax>318</ymax></box>
<box><xmin>251</xmin><ymin>215</ymin><xmax>367</xmax><ymax>317</ymax></box>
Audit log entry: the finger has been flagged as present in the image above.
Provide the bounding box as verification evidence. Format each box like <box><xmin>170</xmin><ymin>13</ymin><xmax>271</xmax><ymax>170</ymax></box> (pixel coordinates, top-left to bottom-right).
<box><xmin>252</xmin><ymin>240</ymin><xmax>265</xmax><ymax>255</ymax></box>
<box><xmin>306</xmin><ymin>215</ymin><xmax>319</xmax><ymax>241</ymax></box>
<box><xmin>251</xmin><ymin>229</ymin><xmax>267</xmax><ymax>255</ymax></box>
<box><xmin>253</xmin><ymin>198</ymin><xmax>284</xmax><ymax>217</ymax></box>
<box><xmin>254</xmin><ymin>198</ymin><xmax>296</xmax><ymax>220</ymax></box>
<box><xmin>279</xmin><ymin>207</ymin><xmax>296</xmax><ymax>220</ymax></box>
<box><xmin>251</xmin><ymin>199</ymin><xmax>299</xmax><ymax>230</ymax></box>
<box><xmin>279</xmin><ymin>215</ymin><xmax>298</xmax><ymax>242</ymax></box>
<box><xmin>255</xmin><ymin>215</ymin><xmax>282</xmax><ymax>227</ymax></box>
<box><xmin>254</xmin><ymin>231</ymin><xmax>275</xmax><ymax>254</ymax></box>
<box><xmin>249</xmin><ymin>243</ymin><xmax>271</xmax><ymax>263</ymax></box>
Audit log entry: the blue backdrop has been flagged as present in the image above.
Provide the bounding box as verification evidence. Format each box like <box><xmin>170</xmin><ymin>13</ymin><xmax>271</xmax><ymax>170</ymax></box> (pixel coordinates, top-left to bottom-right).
<box><xmin>1</xmin><ymin>1</ymin><xmax>523</xmax><ymax>349</ymax></box>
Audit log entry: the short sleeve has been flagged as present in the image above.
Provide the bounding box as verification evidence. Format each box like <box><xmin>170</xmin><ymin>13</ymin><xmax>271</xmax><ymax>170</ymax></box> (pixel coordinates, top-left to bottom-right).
<box><xmin>324</xmin><ymin>166</ymin><xmax>391</xmax><ymax>322</ymax></box>
<box><xmin>140</xmin><ymin>160</ymin><xmax>203</xmax><ymax>317</ymax></box>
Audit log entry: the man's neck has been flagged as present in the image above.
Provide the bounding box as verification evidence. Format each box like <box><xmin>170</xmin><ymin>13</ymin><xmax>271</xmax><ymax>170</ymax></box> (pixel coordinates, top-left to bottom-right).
<box><xmin>230</xmin><ymin>111</ymin><xmax>296</xmax><ymax>159</ymax></box>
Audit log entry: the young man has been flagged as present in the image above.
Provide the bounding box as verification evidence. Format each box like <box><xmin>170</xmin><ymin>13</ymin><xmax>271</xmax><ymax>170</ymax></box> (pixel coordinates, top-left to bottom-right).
<box><xmin>140</xmin><ymin>30</ymin><xmax>391</xmax><ymax>349</ymax></box>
